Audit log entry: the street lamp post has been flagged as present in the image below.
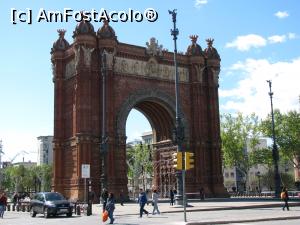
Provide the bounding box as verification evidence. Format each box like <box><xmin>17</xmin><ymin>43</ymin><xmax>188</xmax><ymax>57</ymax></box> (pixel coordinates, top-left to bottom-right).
<box><xmin>256</xmin><ymin>171</ymin><xmax>261</xmax><ymax>194</ymax></box>
<box><xmin>266</xmin><ymin>80</ymin><xmax>281</xmax><ymax>198</ymax></box>
<box><xmin>168</xmin><ymin>9</ymin><xmax>186</xmax><ymax>220</ymax></box>
<box><xmin>100</xmin><ymin>51</ymin><xmax>108</xmax><ymax>192</ymax></box>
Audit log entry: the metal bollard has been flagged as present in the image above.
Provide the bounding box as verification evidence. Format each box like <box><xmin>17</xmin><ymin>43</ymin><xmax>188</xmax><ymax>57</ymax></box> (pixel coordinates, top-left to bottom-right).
<box><xmin>22</xmin><ymin>205</ymin><xmax>26</xmax><ymax>212</ymax></box>
<box><xmin>76</xmin><ymin>205</ymin><xmax>81</xmax><ymax>215</ymax></box>
<box><xmin>27</xmin><ymin>205</ymin><xmax>30</xmax><ymax>212</ymax></box>
<box><xmin>7</xmin><ymin>204</ymin><xmax>11</xmax><ymax>211</ymax></box>
<box><xmin>12</xmin><ymin>205</ymin><xmax>15</xmax><ymax>211</ymax></box>
<box><xmin>86</xmin><ymin>203</ymin><xmax>92</xmax><ymax>216</ymax></box>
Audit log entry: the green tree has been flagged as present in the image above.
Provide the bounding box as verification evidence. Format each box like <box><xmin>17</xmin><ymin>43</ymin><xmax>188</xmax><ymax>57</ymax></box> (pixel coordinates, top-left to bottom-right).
<box><xmin>127</xmin><ymin>143</ymin><xmax>152</xmax><ymax>193</ymax></box>
<box><xmin>1</xmin><ymin>167</ymin><xmax>14</xmax><ymax>191</ymax></box>
<box><xmin>22</xmin><ymin>166</ymin><xmax>36</xmax><ymax>192</ymax></box>
<box><xmin>261</xmin><ymin>169</ymin><xmax>295</xmax><ymax>190</ymax></box>
<box><xmin>4</xmin><ymin>165</ymin><xmax>26</xmax><ymax>192</ymax></box>
<box><xmin>33</xmin><ymin>164</ymin><xmax>53</xmax><ymax>192</ymax></box>
<box><xmin>221</xmin><ymin>113</ymin><xmax>261</xmax><ymax>190</ymax></box>
<box><xmin>1</xmin><ymin>164</ymin><xmax>53</xmax><ymax>193</ymax></box>
<box><xmin>261</xmin><ymin>110</ymin><xmax>300</xmax><ymax>175</ymax></box>
<box><xmin>248</xmin><ymin>146</ymin><xmax>273</xmax><ymax>169</ymax></box>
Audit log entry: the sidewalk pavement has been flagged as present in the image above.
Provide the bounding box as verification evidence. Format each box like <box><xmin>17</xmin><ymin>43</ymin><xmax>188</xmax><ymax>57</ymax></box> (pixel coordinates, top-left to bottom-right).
<box><xmin>93</xmin><ymin>198</ymin><xmax>300</xmax><ymax>224</ymax></box>
<box><xmin>94</xmin><ymin>198</ymin><xmax>300</xmax><ymax>215</ymax></box>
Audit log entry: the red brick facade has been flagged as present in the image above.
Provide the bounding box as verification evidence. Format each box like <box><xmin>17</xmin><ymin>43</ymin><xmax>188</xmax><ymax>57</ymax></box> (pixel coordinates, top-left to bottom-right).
<box><xmin>51</xmin><ymin>22</ymin><xmax>227</xmax><ymax>201</ymax></box>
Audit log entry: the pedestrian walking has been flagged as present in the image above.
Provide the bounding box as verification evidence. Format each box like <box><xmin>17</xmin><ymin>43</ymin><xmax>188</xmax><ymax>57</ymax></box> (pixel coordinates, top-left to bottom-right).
<box><xmin>101</xmin><ymin>188</ymin><xmax>109</xmax><ymax>212</ymax></box>
<box><xmin>12</xmin><ymin>192</ymin><xmax>18</xmax><ymax>207</ymax></box>
<box><xmin>105</xmin><ymin>193</ymin><xmax>115</xmax><ymax>224</ymax></box>
<box><xmin>199</xmin><ymin>187</ymin><xmax>205</xmax><ymax>200</ymax></box>
<box><xmin>281</xmin><ymin>187</ymin><xmax>289</xmax><ymax>211</ymax></box>
<box><xmin>138</xmin><ymin>189</ymin><xmax>149</xmax><ymax>217</ymax></box>
<box><xmin>120</xmin><ymin>190</ymin><xmax>124</xmax><ymax>206</ymax></box>
<box><xmin>0</xmin><ymin>191</ymin><xmax>8</xmax><ymax>218</ymax></box>
<box><xmin>152</xmin><ymin>189</ymin><xmax>160</xmax><ymax>215</ymax></box>
<box><xmin>170</xmin><ymin>189</ymin><xmax>174</xmax><ymax>206</ymax></box>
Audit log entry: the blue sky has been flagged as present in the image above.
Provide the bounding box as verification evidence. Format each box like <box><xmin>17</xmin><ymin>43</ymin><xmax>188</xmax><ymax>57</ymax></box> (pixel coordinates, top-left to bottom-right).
<box><xmin>0</xmin><ymin>0</ymin><xmax>299</xmax><ymax>162</ymax></box>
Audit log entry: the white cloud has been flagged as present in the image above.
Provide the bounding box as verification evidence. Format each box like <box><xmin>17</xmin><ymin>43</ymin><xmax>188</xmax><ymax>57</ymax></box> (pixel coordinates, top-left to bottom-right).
<box><xmin>220</xmin><ymin>57</ymin><xmax>300</xmax><ymax>118</ymax></box>
<box><xmin>225</xmin><ymin>34</ymin><xmax>267</xmax><ymax>51</ymax></box>
<box><xmin>274</xmin><ymin>11</ymin><xmax>289</xmax><ymax>19</ymax></box>
<box><xmin>195</xmin><ymin>0</ymin><xmax>208</xmax><ymax>8</ymax></box>
<box><xmin>226</xmin><ymin>33</ymin><xmax>297</xmax><ymax>51</ymax></box>
<box><xmin>268</xmin><ymin>35</ymin><xmax>286</xmax><ymax>43</ymax></box>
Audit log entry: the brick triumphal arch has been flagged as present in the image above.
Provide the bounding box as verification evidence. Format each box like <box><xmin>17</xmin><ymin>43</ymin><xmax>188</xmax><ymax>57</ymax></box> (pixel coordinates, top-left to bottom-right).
<box><xmin>51</xmin><ymin>20</ymin><xmax>227</xmax><ymax>201</ymax></box>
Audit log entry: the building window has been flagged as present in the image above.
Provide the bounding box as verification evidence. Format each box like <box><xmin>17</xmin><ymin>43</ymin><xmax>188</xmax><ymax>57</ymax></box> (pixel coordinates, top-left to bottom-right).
<box><xmin>230</xmin><ymin>172</ymin><xmax>234</xmax><ymax>178</ymax></box>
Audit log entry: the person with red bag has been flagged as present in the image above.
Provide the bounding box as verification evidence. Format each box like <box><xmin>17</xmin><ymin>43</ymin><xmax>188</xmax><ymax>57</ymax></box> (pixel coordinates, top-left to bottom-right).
<box><xmin>102</xmin><ymin>210</ymin><xmax>109</xmax><ymax>222</ymax></box>
<box><xmin>105</xmin><ymin>193</ymin><xmax>115</xmax><ymax>224</ymax></box>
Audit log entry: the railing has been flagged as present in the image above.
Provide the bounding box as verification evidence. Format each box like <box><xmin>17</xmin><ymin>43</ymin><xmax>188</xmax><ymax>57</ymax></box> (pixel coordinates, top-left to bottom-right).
<box><xmin>5</xmin><ymin>201</ymin><xmax>31</xmax><ymax>212</ymax></box>
<box><xmin>72</xmin><ymin>201</ymin><xmax>92</xmax><ymax>215</ymax></box>
<box><xmin>183</xmin><ymin>191</ymin><xmax>300</xmax><ymax>199</ymax></box>
<box><xmin>5</xmin><ymin>201</ymin><xmax>90</xmax><ymax>215</ymax></box>
<box><xmin>230</xmin><ymin>191</ymin><xmax>300</xmax><ymax>198</ymax></box>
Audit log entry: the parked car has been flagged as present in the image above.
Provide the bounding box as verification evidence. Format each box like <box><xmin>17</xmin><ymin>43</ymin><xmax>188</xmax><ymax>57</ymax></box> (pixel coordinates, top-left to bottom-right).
<box><xmin>29</xmin><ymin>192</ymin><xmax>73</xmax><ymax>218</ymax></box>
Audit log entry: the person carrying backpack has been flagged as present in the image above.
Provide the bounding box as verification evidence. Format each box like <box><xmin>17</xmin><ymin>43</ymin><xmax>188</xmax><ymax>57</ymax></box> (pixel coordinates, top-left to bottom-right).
<box><xmin>281</xmin><ymin>187</ymin><xmax>289</xmax><ymax>211</ymax></box>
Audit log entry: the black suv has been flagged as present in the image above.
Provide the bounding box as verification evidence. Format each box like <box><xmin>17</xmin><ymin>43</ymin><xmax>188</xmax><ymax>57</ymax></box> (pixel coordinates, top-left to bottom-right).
<box><xmin>30</xmin><ymin>192</ymin><xmax>73</xmax><ymax>218</ymax></box>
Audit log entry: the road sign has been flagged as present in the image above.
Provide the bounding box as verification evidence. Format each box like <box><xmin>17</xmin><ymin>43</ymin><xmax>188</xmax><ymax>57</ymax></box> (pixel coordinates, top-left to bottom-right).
<box><xmin>81</xmin><ymin>164</ymin><xmax>90</xmax><ymax>178</ymax></box>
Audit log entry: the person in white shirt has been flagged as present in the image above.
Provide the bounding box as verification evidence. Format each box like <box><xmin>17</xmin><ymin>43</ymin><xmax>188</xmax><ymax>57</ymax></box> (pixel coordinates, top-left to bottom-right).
<box><xmin>152</xmin><ymin>190</ymin><xmax>160</xmax><ymax>215</ymax></box>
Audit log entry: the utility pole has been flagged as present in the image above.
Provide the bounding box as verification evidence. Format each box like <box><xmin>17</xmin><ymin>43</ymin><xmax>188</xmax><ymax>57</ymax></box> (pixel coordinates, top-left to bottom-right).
<box><xmin>0</xmin><ymin>140</ymin><xmax>3</xmax><ymax>169</ymax></box>
<box><xmin>100</xmin><ymin>50</ymin><xmax>108</xmax><ymax>192</ymax></box>
<box><xmin>266</xmin><ymin>80</ymin><xmax>281</xmax><ymax>198</ymax></box>
<box><xmin>168</xmin><ymin>9</ymin><xmax>186</xmax><ymax>222</ymax></box>
<box><xmin>299</xmin><ymin>95</ymin><xmax>300</xmax><ymax>112</ymax></box>
<box><xmin>0</xmin><ymin>140</ymin><xmax>3</xmax><ymax>189</ymax></box>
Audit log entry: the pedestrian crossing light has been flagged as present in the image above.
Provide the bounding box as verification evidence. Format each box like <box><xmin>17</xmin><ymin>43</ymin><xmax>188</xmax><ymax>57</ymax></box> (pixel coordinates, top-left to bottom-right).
<box><xmin>185</xmin><ymin>152</ymin><xmax>194</xmax><ymax>170</ymax></box>
<box><xmin>172</xmin><ymin>152</ymin><xmax>183</xmax><ymax>170</ymax></box>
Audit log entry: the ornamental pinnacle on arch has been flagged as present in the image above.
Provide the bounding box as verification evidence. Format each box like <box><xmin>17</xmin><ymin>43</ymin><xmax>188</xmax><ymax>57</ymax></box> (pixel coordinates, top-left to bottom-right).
<box><xmin>186</xmin><ymin>34</ymin><xmax>203</xmax><ymax>56</ymax></box>
<box><xmin>73</xmin><ymin>11</ymin><xmax>95</xmax><ymax>38</ymax></box>
<box><xmin>97</xmin><ymin>20</ymin><xmax>117</xmax><ymax>39</ymax></box>
<box><xmin>58</xmin><ymin>29</ymin><xmax>66</xmax><ymax>38</ymax></box>
<box><xmin>204</xmin><ymin>38</ymin><xmax>220</xmax><ymax>60</ymax></box>
<box><xmin>51</xmin><ymin>29</ymin><xmax>70</xmax><ymax>54</ymax></box>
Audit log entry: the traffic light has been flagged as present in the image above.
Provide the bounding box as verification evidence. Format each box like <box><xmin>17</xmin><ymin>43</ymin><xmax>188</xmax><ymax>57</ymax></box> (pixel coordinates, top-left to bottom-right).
<box><xmin>172</xmin><ymin>152</ymin><xmax>183</xmax><ymax>170</ymax></box>
<box><xmin>185</xmin><ymin>152</ymin><xmax>194</xmax><ymax>170</ymax></box>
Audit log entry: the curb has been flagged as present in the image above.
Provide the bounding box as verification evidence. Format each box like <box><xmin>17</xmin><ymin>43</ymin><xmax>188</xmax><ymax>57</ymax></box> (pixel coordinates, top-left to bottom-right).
<box><xmin>113</xmin><ymin>202</ymin><xmax>300</xmax><ymax>216</ymax></box>
<box><xmin>159</xmin><ymin>202</ymin><xmax>300</xmax><ymax>214</ymax></box>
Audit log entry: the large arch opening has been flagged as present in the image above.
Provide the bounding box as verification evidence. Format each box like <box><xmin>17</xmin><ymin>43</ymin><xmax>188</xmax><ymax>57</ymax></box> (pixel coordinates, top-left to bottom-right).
<box><xmin>124</xmin><ymin>96</ymin><xmax>178</xmax><ymax>199</ymax></box>
<box><xmin>115</xmin><ymin>89</ymin><xmax>189</xmax><ymax>198</ymax></box>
